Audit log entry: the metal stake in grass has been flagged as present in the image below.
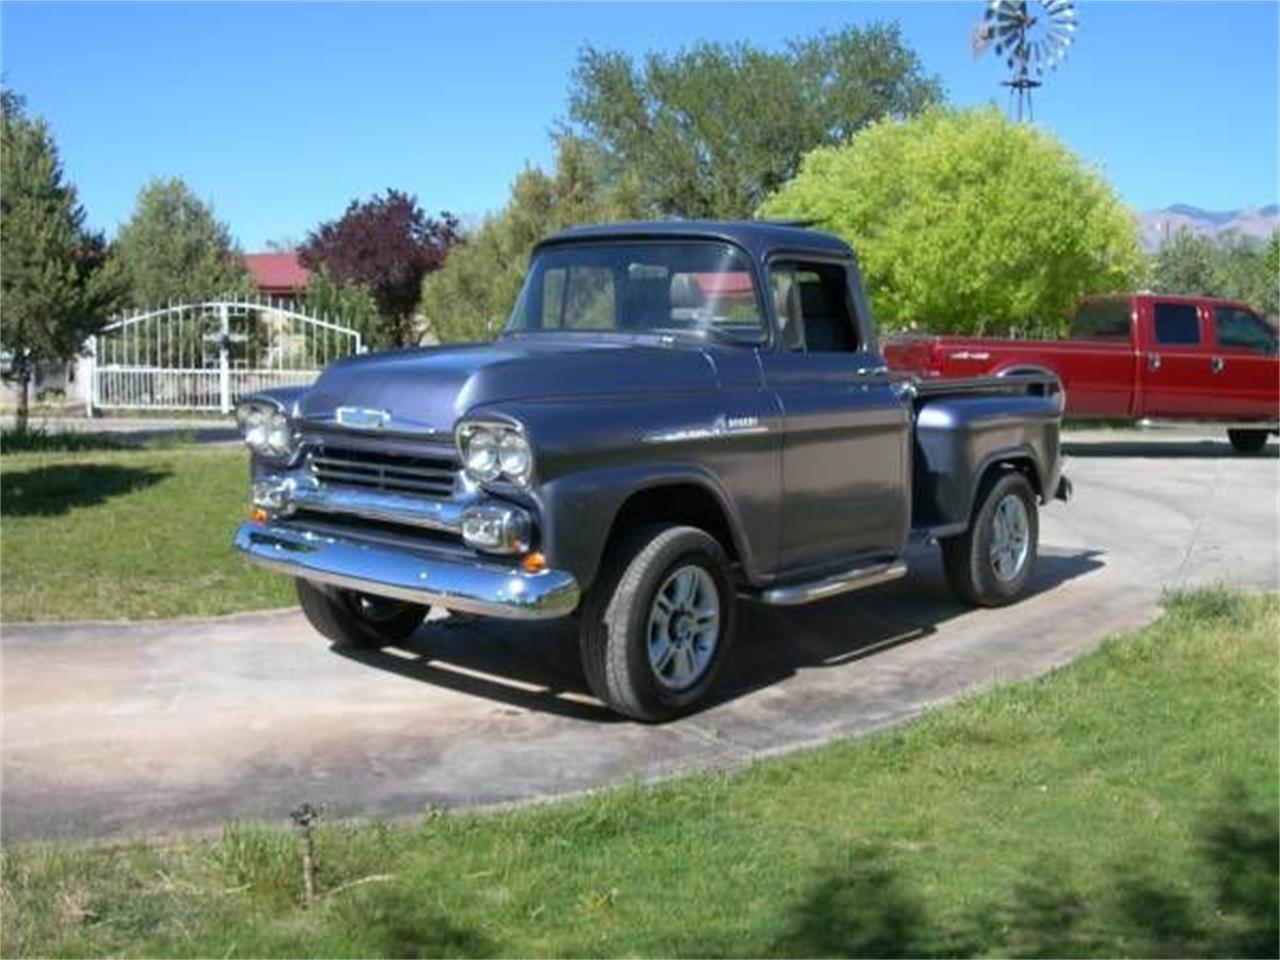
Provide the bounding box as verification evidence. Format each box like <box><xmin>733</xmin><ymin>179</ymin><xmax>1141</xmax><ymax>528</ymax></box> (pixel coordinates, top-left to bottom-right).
<box><xmin>289</xmin><ymin>802</ymin><xmax>322</xmax><ymax>906</ymax></box>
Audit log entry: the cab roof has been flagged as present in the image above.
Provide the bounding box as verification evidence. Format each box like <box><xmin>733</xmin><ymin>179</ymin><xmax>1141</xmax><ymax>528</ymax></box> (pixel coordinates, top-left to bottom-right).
<box><xmin>537</xmin><ymin>220</ymin><xmax>853</xmax><ymax>262</ymax></box>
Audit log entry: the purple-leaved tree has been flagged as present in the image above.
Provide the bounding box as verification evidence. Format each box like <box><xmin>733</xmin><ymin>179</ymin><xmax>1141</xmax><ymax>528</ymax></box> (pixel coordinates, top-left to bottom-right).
<box><xmin>299</xmin><ymin>190</ymin><xmax>460</xmax><ymax>347</ymax></box>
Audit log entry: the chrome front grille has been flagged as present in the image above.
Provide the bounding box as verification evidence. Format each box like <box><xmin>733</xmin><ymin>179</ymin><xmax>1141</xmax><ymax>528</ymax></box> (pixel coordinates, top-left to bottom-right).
<box><xmin>308</xmin><ymin>444</ymin><xmax>457</xmax><ymax>498</ymax></box>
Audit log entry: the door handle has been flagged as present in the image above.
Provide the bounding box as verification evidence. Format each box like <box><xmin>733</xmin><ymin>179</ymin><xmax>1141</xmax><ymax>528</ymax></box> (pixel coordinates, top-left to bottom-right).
<box><xmin>1210</xmin><ymin>356</ymin><xmax>1225</xmax><ymax>374</ymax></box>
<box><xmin>1147</xmin><ymin>354</ymin><xmax>1162</xmax><ymax>372</ymax></box>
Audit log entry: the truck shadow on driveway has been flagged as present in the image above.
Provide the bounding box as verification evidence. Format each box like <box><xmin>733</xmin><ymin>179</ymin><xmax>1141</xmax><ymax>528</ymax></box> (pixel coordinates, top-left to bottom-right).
<box><xmin>1063</xmin><ymin>438</ymin><xmax>1277</xmax><ymax>459</ymax></box>
<box><xmin>335</xmin><ymin>546</ymin><xmax>1104</xmax><ymax>722</ymax></box>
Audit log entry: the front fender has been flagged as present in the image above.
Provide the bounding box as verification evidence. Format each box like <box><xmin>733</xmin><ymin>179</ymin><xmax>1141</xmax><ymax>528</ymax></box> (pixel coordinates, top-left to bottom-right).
<box><xmin>537</xmin><ymin>462</ymin><xmax>759</xmax><ymax>594</ymax></box>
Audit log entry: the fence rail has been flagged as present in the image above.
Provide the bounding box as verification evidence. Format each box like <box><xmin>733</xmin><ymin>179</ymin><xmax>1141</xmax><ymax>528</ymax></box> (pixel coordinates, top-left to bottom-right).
<box><xmin>89</xmin><ymin>298</ymin><xmax>363</xmax><ymax>414</ymax></box>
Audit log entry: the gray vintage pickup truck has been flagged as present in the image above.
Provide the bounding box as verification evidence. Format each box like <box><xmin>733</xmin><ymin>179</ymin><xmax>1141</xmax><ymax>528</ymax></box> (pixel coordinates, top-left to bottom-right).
<box><xmin>234</xmin><ymin>221</ymin><xmax>1070</xmax><ymax>720</ymax></box>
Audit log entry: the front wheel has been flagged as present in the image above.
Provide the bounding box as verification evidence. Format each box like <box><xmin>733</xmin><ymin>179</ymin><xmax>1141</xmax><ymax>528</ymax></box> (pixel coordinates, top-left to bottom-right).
<box><xmin>296</xmin><ymin>579</ymin><xmax>428</xmax><ymax>649</ymax></box>
<box><xmin>941</xmin><ymin>472</ymin><xmax>1039</xmax><ymax>607</ymax></box>
<box><xmin>579</xmin><ymin>524</ymin><xmax>736</xmax><ymax>722</ymax></box>
<box><xmin>1228</xmin><ymin>429</ymin><xmax>1270</xmax><ymax>454</ymax></box>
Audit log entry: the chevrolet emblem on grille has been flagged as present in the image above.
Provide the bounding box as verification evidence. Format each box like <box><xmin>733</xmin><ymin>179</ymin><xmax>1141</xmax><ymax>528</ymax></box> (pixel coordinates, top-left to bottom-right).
<box><xmin>335</xmin><ymin>407</ymin><xmax>391</xmax><ymax>430</ymax></box>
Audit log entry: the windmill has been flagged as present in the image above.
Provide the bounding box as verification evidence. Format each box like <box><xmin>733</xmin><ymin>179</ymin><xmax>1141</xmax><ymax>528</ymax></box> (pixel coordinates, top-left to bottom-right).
<box><xmin>973</xmin><ymin>0</ymin><xmax>1078</xmax><ymax>121</ymax></box>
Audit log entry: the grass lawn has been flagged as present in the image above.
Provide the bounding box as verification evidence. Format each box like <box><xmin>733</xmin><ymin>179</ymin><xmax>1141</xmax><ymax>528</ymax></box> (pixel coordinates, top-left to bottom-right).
<box><xmin>2</xmin><ymin>591</ymin><xmax>1275</xmax><ymax>958</ymax></box>
<box><xmin>0</xmin><ymin>445</ymin><xmax>292</xmax><ymax>621</ymax></box>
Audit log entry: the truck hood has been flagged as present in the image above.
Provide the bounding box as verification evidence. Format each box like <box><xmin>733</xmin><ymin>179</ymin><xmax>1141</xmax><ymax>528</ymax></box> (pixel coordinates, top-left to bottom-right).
<box><xmin>298</xmin><ymin>337</ymin><xmax>717</xmax><ymax>434</ymax></box>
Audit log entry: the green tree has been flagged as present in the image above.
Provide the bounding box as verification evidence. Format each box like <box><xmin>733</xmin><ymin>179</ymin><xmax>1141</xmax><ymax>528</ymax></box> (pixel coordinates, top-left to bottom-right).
<box><xmin>1256</xmin><ymin>231</ymin><xmax>1279</xmax><ymax>319</ymax></box>
<box><xmin>1</xmin><ymin>90</ymin><xmax>126</xmax><ymax>429</ymax></box>
<box><xmin>1150</xmin><ymin>227</ymin><xmax>1224</xmax><ymax>298</ymax></box>
<box><xmin>761</xmin><ymin>107</ymin><xmax>1144</xmax><ymax>337</ymax></box>
<box><xmin>1149</xmin><ymin>228</ymin><xmax>1279</xmax><ymax>319</ymax></box>
<box><xmin>568</xmin><ymin>23</ymin><xmax>942</xmax><ymax>220</ymax></box>
<box><xmin>1211</xmin><ymin>230</ymin><xmax>1278</xmax><ymax>319</ymax></box>
<box><xmin>419</xmin><ymin>137</ymin><xmax>644</xmax><ymax>343</ymax></box>
<box><xmin>303</xmin><ymin>267</ymin><xmax>381</xmax><ymax>346</ymax></box>
<box><xmin>113</xmin><ymin>177</ymin><xmax>253</xmax><ymax>306</ymax></box>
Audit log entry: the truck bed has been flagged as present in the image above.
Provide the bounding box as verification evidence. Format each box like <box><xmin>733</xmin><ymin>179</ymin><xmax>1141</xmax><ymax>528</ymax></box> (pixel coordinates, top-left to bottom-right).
<box><xmin>902</xmin><ymin>371</ymin><xmax>1067</xmax><ymax>537</ymax></box>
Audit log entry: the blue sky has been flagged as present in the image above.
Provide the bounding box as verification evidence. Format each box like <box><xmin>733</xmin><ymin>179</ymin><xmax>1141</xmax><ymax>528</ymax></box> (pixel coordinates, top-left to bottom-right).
<box><xmin>2</xmin><ymin>1</ymin><xmax>1276</xmax><ymax>250</ymax></box>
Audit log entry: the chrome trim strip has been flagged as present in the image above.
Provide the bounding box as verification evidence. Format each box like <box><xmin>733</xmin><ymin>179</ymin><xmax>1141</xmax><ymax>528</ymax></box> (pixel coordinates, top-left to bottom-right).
<box><xmin>1136</xmin><ymin>418</ymin><xmax>1279</xmax><ymax>431</ymax></box>
<box><xmin>234</xmin><ymin>522</ymin><xmax>579</xmax><ymax>620</ymax></box>
<box><xmin>300</xmin><ymin>411</ymin><xmax>449</xmax><ymax>438</ymax></box>
<box><xmin>645</xmin><ymin>414</ymin><xmax>770</xmax><ymax>444</ymax></box>
<box><xmin>755</xmin><ymin>561</ymin><xmax>908</xmax><ymax>606</ymax></box>
<box><xmin>285</xmin><ymin>480</ymin><xmax>470</xmax><ymax>533</ymax></box>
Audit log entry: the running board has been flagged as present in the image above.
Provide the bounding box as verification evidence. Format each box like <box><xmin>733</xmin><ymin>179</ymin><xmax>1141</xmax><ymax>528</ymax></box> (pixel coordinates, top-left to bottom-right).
<box><xmin>751</xmin><ymin>561</ymin><xmax>908</xmax><ymax>607</ymax></box>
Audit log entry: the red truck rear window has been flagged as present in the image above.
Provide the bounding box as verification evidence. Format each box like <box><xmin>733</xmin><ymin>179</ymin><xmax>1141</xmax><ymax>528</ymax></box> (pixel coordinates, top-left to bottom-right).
<box><xmin>1071</xmin><ymin>299</ymin><xmax>1131</xmax><ymax>342</ymax></box>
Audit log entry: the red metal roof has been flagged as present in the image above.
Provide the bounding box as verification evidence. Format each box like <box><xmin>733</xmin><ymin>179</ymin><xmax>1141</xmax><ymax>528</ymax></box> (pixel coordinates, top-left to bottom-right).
<box><xmin>691</xmin><ymin>272</ymin><xmax>755</xmax><ymax>296</ymax></box>
<box><xmin>243</xmin><ymin>252</ymin><xmax>310</xmax><ymax>293</ymax></box>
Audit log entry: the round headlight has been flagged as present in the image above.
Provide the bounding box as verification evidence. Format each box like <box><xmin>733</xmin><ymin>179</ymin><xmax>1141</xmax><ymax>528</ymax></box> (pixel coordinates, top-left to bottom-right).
<box><xmin>236</xmin><ymin>400</ymin><xmax>296</xmax><ymax>460</ymax></box>
<box><xmin>243</xmin><ymin>408</ymin><xmax>268</xmax><ymax>451</ymax></box>
<box><xmin>266</xmin><ymin>410</ymin><xmax>292</xmax><ymax>454</ymax></box>
<box><xmin>497</xmin><ymin>431</ymin><xmax>532</xmax><ymax>484</ymax></box>
<box><xmin>462</xmin><ymin>426</ymin><xmax>501</xmax><ymax>482</ymax></box>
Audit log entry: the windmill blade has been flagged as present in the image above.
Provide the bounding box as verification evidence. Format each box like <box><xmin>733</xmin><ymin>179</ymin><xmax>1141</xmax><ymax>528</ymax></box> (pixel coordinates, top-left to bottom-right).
<box><xmin>992</xmin><ymin>1</ymin><xmax>1028</xmax><ymax>26</ymax></box>
<box><xmin>972</xmin><ymin>21</ymin><xmax>996</xmax><ymax>57</ymax></box>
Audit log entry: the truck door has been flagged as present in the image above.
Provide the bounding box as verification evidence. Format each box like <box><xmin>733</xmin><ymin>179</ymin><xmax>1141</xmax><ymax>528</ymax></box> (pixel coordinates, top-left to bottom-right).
<box><xmin>1207</xmin><ymin>305</ymin><xmax>1280</xmax><ymax>420</ymax></box>
<box><xmin>759</xmin><ymin>259</ymin><xmax>911</xmax><ymax>574</ymax></box>
<box><xmin>1139</xmin><ymin>299</ymin><xmax>1217</xmax><ymax>418</ymax></box>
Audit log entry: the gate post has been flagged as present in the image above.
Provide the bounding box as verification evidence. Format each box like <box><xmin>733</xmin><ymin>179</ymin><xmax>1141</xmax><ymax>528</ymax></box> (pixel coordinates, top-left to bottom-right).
<box><xmin>218</xmin><ymin>301</ymin><xmax>231</xmax><ymax>414</ymax></box>
<box><xmin>84</xmin><ymin>335</ymin><xmax>98</xmax><ymax>417</ymax></box>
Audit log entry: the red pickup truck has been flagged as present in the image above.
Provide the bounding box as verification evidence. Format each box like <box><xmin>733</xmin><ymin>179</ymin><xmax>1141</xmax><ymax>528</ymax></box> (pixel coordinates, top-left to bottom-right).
<box><xmin>885</xmin><ymin>294</ymin><xmax>1279</xmax><ymax>452</ymax></box>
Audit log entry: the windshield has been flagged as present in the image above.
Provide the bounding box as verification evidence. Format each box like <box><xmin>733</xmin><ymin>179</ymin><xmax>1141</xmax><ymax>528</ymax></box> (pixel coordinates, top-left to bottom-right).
<box><xmin>506</xmin><ymin>241</ymin><xmax>765</xmax><ymax>341</ymax></box>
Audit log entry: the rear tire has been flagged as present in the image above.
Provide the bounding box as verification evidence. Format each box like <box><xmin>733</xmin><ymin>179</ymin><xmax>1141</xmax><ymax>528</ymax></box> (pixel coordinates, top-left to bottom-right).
<box><xmin>941</xmin><ymin>471</ymin><xmax>1038</xmax><ymax>608</ymax></box>
<box><xmin>579</xmin><ymin>524</ymin><xmax>736</xmax><ymax>722</ymax></box>
<box><xmin>1228</xmin><ymin>429</ymin><xmax>1269</xmax><ymax>454</ymax></box>
<box><xmin>295</xmin><ymin>579</ymin><xmax>428</xmax><ymax>649</ymax></box>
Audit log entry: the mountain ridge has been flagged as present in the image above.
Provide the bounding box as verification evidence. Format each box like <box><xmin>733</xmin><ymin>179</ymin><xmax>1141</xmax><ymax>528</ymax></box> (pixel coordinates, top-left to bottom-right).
<box><xmin>1139</xmin><ymin>204</ymin><xmax>1278</xmax><ymax>250</ymax></box>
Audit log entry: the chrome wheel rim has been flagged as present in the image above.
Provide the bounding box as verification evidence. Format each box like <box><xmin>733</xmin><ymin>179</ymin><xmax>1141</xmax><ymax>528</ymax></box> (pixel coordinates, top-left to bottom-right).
<box><xmin>989</xmin><ymin>493</ymin><xmax>1030</xmax><ymax>582</ymax></box>
<box><xmin>648</xmin><ymin>564</ymin><xmax>720</xmax><ymax>691</ymax></box>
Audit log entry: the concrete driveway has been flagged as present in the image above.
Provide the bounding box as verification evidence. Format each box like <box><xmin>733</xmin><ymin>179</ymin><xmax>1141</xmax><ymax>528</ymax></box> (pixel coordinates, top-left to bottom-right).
<box><xmin>2</xmin><ymin>429</ymin><xmax>1276</xmax><ymax>843</ymax></box>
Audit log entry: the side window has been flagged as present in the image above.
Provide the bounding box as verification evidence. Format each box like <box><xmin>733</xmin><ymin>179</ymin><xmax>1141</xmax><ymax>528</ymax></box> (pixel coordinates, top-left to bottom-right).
<box><xmin>768</xmin><ymin>262</ymin><xmax>860</xmax><ymax>354</ymax></box>
<box><xmin>1153</xmin><ymin>303</ymin><xmax>1201</xmax><ymax>346</ymax></box>
<box><xmin>542</xmin><ymin>266</ymin><xmax>615</xmax><ymax>330</ymax></box>
<box><xmin>1214</xmin><ymin>307</ymin><xmax>1277</xmax><ymax>355</ymax></box>
<box><xmin>1071</xmin><ymin>299</ymin><xmax>1131</xmax><ymax>341</ymax></box>
<box><xmin>541</xmin><ymin>268</ymin><xmax>566</xmax><ymax>327</ymax></box>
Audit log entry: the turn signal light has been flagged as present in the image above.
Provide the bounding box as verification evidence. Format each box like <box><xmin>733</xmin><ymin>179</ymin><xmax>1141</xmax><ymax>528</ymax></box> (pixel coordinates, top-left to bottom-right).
<box><xmin>521</xmin><ymin>552</ymin><xmax>547</xmax><ymax>574</ymax></box>
<box><xmin>249</xmin><ymin>508</ymin><xmax>269</xmax><ymax>524</ymax></box>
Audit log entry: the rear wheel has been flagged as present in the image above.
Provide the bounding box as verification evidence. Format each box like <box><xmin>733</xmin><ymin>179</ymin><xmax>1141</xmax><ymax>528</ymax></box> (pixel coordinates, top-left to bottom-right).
<box><xmin>1228</xmin><ymin>429</ymin><xmax>1270</xmax><ymax>454</ymax></box>
<box><xmin>579</xmin><ymin>524</ymin><xmax>736</xmax><ymax>722</ymax></box>
<box><xmin>295</xmin><ymin>579</ymin><xmax>428</xmax><ymax>649</ymax></box>
<box><xmin>941</xmin><ymin>472</ymin><xmax>1038</xmax><ymax>607</ymax></box>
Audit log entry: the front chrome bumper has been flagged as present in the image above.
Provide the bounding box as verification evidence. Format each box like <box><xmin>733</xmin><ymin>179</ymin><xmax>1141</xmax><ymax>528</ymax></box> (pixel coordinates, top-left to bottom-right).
<box><xmin>233</xmin><ymin>521</ymin><xmax>580</xmax><ymax>620</ymax></box>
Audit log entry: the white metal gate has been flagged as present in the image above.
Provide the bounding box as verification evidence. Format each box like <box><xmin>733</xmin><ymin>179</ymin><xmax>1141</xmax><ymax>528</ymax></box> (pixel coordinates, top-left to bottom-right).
<box><xmin>88</xmin><ymin>298</ymin><xmax>364</xmax><ymax>413</ymax></box>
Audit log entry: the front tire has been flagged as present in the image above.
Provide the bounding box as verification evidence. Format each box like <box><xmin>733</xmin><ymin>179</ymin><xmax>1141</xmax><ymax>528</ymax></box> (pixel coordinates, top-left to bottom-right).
<box><xmin>941</xmin><ymin>472</ymin><xmax>1039</xmax><ymax>607</ymax></box>
<box><xmin>1228</xmin><ymin>429</ymin><xmax>1270</xmax><ymax>454</ymax></box>
<box><xmin>579</xmin><ymin>524</ymin><xmax>736</xmax><ymax>722</ymax></box>
<box><xmin>295</xmin><ymin>579</ymin><xmax>428</xmax><ymax>649</ymax></box>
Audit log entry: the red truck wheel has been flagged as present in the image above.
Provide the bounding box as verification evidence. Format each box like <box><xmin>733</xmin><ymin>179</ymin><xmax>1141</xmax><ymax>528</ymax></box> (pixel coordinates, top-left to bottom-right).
<box><xmin>1228</xmin><ymin>430</ymin><xmax>1270</xmax><ymax>454</ymax></box>
<box><xmin>941</xmin><ymin>472</ymin><xmax>1039</xmax><ymax>607</ymax></box>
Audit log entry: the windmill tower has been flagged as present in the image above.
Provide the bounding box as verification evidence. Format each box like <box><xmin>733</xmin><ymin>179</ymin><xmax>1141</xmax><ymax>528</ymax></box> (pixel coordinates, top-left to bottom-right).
<box><xmin>973</xmin><ymin>0</ymin><xmax>1079</xmax><ymax>121</ymax></box>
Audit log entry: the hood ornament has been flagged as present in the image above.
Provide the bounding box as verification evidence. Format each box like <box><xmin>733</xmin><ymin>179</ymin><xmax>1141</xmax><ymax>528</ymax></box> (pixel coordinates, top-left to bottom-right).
<box><xmin>335</xmin><ymin>407</ymin><xmax>391</xmax><ymax>430</ymax></box>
